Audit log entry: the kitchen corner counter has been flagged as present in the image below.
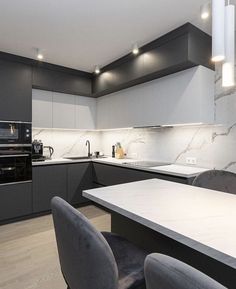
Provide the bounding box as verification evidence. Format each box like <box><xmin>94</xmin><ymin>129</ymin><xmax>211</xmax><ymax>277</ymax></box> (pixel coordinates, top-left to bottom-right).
<box><xmin>32</xmin><ymin>157</ymin><xmax>209</xmax><ymax>178</ymax></box>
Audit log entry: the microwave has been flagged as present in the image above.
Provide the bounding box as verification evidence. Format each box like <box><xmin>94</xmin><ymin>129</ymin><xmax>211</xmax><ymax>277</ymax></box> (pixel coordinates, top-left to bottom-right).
<box><xmin>0</xmin><ymin>121</ymin><xmax>32</xmax><ymax>145</ymax></box>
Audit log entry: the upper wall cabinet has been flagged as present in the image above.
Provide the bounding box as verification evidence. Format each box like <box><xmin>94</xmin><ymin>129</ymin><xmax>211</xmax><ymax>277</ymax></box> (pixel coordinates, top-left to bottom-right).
<box><xmin>53</xmin><ymin>92</ymin><xmax>76</xmax><ymax>129</ymax></box>
<box><xmin>32</xmin><ymin>89</ymin><xmax>53</xmax><ymax>128</ymax></box>
<box><xmin>75</xmin><ymin>96</ymin><xmax>96</xmax><ymax>129</ymax></box>
<box><xmin>0</xmin><ymin>59</ymin><xmax>32</xmax><ymax>122</ymax></box>
<box><xmin>32</xmin><ymin>64</ymin><xmax>92</xmax><ymax>97</ymax></box>
<box><xmin>96</xmin><ymin>66</ymin><xmax>215</xmax><ymax>129</ymax></box>
<box><xmin>32</xmin><ymin>89</ymin><xmax>96</xmax><ymax>130</ymax></box>
<box><xmin>92</xmin><ymin>23</ymin><xmax>213</xmax><ymax>97</ymax></box>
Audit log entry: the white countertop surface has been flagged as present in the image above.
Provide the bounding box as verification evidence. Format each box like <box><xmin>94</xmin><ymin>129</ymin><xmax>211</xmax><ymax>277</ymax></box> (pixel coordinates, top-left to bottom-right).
<box><xmin>32</xmin><ymin>157</ymin><xmax>209</xmax><ymax>178</ymax></box>
<box><xmin>83</xmin><ymin>179</ymin><xmax>236</xmax><ymax>269</ymax></box>
<box><xmin>149</xmin><ymin>164</ymin><xmax>208</xmax><ymax>176</ymax></box>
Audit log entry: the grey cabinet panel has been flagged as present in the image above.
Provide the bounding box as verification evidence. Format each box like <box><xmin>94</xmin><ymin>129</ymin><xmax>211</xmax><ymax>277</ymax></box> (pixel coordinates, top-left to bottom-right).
<box><xmin>32</xmin><ymin>89</ymin><xmax>53</xmax><ymax>128</ymax></box>
<box><xmin>32</xmin><ymin>66</ymin><xmax>92</xmax><ymax>96</ymax></box>
<box><xmin>93</xmin><ymin>163</ymin><xmax>188</xmax><ymax>186</ymax></box>
<box><xmin>33</xmin><ymin>165</ymin><xmax>67</xmax><ymax>212</ymax></box>
<box><xmin>0</xmin><ymin>182</ymin><xmax>32</xmax><ymax>221</ymax></box>
<box><xmin>92</xmin><ymin>24</ymin><xmax>213</xmax><ymax>97</ymax></box>
<box><xmin>52</xmin><ymin>92</ymin><xmax>76</xmax><ymax>129</ymax></box>
<box><xmin>0</xmin><ymin>59</ymin><xmax>32</xmax><ymax>122</ymax></box>
<box><xmin>67</xmin><ymin>163</ymin><xmax>94</xmax><ymax>205</ymax></box>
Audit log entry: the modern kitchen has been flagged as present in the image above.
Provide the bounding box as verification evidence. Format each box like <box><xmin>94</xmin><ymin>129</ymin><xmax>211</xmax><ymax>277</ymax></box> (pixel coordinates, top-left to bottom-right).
<box><xmin>0</xmin><ymin>1</ymin><xmax>236</xmax><ymax>289</ymax></box>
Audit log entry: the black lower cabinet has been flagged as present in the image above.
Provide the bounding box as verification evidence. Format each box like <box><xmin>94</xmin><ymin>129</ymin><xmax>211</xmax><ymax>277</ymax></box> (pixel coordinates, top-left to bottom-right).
<box><xmin>67</xmin><ymin>163</ymin><xmax>94</xmax><ymax>205</ymax></box>
<box><xmin>33</xmin><ymin>165</ymin><xmax>67</xmax><ymax>213</ymax></box>
<box><xmin>93</xmin><ymin>163</ymin><xmax>190</xmax><ymax>186</ymax></box>
<box><xmin>0</xmin><ymin>182</ymin><xmax>32</xmax><ymax>221</ymax></box>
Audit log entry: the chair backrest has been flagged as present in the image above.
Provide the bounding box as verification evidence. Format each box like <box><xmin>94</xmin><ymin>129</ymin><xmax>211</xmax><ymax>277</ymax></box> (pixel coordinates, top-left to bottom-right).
<box><xmin>51</xmin><ymin>197</ymin><xmax>118</xmax><ymax>289</ymax></box>
<box><xmin>144</xmin><ymin>254</ymin><xmax>227</xmax><ymax>289</ymax></box>
<box><xmin>192</xmin><ymin>169</ymin><xmax>236</xmax><ymax>194</ymax></box>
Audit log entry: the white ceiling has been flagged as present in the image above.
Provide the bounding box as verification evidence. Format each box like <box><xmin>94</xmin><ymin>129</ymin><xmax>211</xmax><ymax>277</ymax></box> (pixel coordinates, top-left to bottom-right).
<box><xmin>0</xmin><ymin>0</ymin><xmax>214</xmax><ymax>72</ymax></box>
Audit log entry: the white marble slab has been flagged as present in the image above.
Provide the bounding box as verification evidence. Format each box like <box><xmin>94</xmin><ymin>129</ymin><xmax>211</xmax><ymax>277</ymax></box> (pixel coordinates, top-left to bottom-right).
<box><xmin>149</xmin><ymin>164</ymin><xmax>209</xmax><ymax>177</ymax></box>
<box><xmin>83</xmin><ymin>179</ymin><xmax>236</xmax><ymax>269</ymax></box>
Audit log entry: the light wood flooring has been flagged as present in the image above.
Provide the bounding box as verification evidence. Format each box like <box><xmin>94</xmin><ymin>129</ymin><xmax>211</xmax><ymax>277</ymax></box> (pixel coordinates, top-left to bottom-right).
<box><xmin>0</xmin><ymin>205</ymin><xmax>111</xmax><ymax>289</ymax></box>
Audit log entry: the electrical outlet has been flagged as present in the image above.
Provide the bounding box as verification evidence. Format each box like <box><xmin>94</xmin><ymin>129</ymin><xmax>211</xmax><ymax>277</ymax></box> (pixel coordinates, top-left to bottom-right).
<box><xmin>186</xmin><ymin>157</ymin><xmax>197</xmax><ymax>165</ymax></box>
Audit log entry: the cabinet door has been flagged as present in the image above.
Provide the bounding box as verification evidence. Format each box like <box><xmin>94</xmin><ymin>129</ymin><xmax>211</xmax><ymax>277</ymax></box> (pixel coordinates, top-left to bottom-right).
<box><xmin>67</xmin><ymin>163</ymin><xmax>94</xmax><ymax>205</ymax></box>
<box><xmin>0</xmin><ymin>182</ymin><xmax>32</xmax><ymax>221</ymax></box>
<box><xmin>0</xmin><ymin>59</ymin><xmax>32</xmax><ymax>122</ymax></box>
<box><xmin>75</xmin><ymin>96</ymin><xmax>96</xmax><ymax>129</ymax></box>
<box><xmin>93</xmin><ymin>163</ymin><xmax>188</xmax><ymax>186</ymax></box>
<box><xmin>52</xmin><ymin>92</ymin><xmax>76</xmax><ymax>129</ymax></box>
<box><xmin>32</xmin><ymin>89</ymin><xmax>53</xmax><ymax>128</ymax></box>
<box><xmin>93</xmin><ymin>163</ymin><xmax>153</xmax><ymax>186</ymax></box>
<box><xmin>33</xmin><ymin>165</ymin><xmax>67</xmax><ymax>212</ymax></box>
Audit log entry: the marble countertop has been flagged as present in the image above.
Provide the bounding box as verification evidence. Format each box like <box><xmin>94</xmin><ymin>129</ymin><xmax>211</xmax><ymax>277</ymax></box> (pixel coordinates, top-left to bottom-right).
<box><xmin>32</xmin><ymin>157</ymin><xmax>209</xmax><ymax>178</ymax></box>
<box><xmin>83</xmin><ymin>179</ymin><xmax>236</xmax><ymax>269</ymax></box>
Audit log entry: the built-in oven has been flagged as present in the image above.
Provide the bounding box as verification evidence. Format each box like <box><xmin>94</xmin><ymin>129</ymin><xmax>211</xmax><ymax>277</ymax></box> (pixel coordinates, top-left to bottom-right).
<box><xmin>0</xmin><ymin>121</ymin><xmax>32</xmax><ymax>185</ymax></box>
<box><xmin>0</xmin><ymin>121</ymin><xmax>31</xmax><ymax>145</ymax></box>
<box><xmin>0</xmin><ymin>146</ymin><xmax>32</xmax><ymax>184</ymax></box>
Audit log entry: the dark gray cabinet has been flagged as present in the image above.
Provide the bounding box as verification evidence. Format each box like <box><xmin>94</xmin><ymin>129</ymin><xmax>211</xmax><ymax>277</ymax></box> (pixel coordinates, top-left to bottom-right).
<box><xmin>0</xmin><ymin>182</ymin><xmax>32</xmax><ymax>221</ymax></box>
<box><xmin>32</xmin><ymin>66</ymin><xmax>92</xmax><ymax>96</ymax></box>
<box><xmin>93</xmin><ymin>163</ymin><xmax>190</xmax><ymax>186</ymax></box>
<box><xmin>0</xmin><ymin>59</ymin><xmax>32</xmax><ymax>121</ymax></box>
<box><xmin>32</xmin><ymin>165</ymin><xmax>67</xmax><ymax>213</ymax></box>
<box><xmin>67</xmin><ymin>163</ymin><xmax>94</xmax><ymax>205</ymax></box>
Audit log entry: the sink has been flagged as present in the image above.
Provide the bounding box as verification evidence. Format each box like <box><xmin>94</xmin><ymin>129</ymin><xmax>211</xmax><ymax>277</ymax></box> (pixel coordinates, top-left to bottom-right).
<box><xmin>63</xmin><ymin>156</ymin><xmax>107</xmax><ymax>160</ymax></box>
<box><xmin>63</xmin><ymin>156</ymin><xmax>91</xmax><ymax>160</ymax></box>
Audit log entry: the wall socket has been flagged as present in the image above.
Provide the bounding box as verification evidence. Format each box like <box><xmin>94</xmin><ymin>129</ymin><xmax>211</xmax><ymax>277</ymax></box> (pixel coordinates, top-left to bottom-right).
<box><xmin>186</xmin><ymin>157</ymin><xmax>197</xmax><ymax>165</ymax></box>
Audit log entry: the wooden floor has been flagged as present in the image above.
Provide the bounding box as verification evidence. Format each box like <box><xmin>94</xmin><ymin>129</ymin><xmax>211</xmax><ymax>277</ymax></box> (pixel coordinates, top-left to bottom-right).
<box><xmin>0</xmin><ymin>205</ymin><xmax>111</xmax><ymax>289</ymax></box>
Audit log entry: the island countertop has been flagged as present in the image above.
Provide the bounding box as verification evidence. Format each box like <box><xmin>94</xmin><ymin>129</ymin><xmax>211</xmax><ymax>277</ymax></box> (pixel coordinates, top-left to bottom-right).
<box><xmin>83</xmin><ymin>179</ymin><xmax>236</xmax><ymax>270</ymax></box>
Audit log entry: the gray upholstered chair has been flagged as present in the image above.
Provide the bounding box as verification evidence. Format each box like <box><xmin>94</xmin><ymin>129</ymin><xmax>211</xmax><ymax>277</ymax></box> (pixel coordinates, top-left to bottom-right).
<box><xmin>192</xmin><ymin>169</ymin><xmax>236</xmax><ymax>194</ymax></box>
<box><xmin>51</xmin><ymin>197</ymin><xmax>147</xmax><ymax>289</ymax></box>
<box><xmin>144</xmin><ymin>254</ymin><xmax>226</xmax><ymax>289</ymax></box>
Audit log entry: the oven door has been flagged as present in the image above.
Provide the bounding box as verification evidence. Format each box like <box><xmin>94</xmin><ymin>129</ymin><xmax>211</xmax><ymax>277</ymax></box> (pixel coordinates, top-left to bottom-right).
<box><xmin>0</xmin><ymin>121</ymin><xmax>31</xmax><ymax>145</ymax></box>
<box><xmin>0</xmin><ymin>146</ymin><xmax>32</xmax><ymax>184</ymax></box>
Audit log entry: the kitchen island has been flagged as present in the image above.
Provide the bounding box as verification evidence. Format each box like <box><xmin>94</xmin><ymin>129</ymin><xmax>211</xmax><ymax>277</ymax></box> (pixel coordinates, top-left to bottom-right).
<box><xmin>83</xmin><ymin>179</ymin><xmax>236</xmax><ymax>288</ymax></box>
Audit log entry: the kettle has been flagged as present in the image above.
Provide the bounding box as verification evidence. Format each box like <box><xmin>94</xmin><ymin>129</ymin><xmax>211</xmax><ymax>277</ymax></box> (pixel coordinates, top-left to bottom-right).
<box><xmin>43</xmin><ymin>146</ymin><xmax>54</xmax><ymax>160</ymax></box>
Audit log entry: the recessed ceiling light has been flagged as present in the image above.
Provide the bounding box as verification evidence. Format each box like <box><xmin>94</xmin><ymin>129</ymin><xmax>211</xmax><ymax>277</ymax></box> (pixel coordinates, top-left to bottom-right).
<box><xmin>132</xmin><ymin>43</ymin><xmax>139</xmax><ymax>55</ymax></box>
<box><xmin>36</xmin><ymin>49</ymin><xmax>44</xmax><ymax>60</ymax></box>
<box><xmin>95</xmin><ymin>65</ymin><xmax>100</xmax><ymax>74</ymax></box>
<box><xmin>200</xmin><ymin>3</ymin><xmax>210</xmax><ymax>20</ymax></box>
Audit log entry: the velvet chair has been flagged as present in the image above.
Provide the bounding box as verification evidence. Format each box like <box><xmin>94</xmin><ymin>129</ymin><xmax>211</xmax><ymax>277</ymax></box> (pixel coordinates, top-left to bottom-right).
<box><xmin>192</xmin><ymin>169</ymin><xmax>236</xmax><ymax>194</ymax></box>
<box><xmin>51</xmin><ymin>197</ymin><xmax>147</xmax><ymax>289</ymax></box>
<box><xmin>144</xmin><ymin>253</ymin><xmax>226</xmax><ymax>289</ymax></box>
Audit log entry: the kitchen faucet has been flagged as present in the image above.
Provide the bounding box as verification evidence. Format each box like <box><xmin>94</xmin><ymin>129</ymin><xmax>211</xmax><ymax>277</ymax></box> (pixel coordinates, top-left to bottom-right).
<box><xmin>86</xmin><ymin>140</ymin><xmax>91</xmax><ymax>158</ymax></box>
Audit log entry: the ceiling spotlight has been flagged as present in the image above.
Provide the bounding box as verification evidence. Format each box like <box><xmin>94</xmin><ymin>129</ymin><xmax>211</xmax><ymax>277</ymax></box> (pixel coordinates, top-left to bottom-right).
<box><xmin>132</xmin><ymin>43</ymin><xmax>139</xmax><ymax>55</ymax></box>
<box><xmin>95</xmin><ymin>65</ymin><xmax>100</xmax><ymax>74</ymax></box>
<box><xmin>36</xmin><ymin>49</ymin><xmax>44</xmax><ymax>60</ymax></box>
<box><xmin>200</xmin><ymin>3</ymin><xmax>211</xmax><ymax>20</ymax></box>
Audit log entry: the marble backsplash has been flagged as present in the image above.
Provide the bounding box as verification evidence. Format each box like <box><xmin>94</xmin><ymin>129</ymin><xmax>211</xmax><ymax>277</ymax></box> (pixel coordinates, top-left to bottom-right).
<box><xmin>33</xmin><ymin>63</ymin><xmax>236</xmax><ymax>173</ymax></box>
<box><xmin>32</xmin><ymin>129</ymin><xmax>102</xmax><ymax>158</ymax></box>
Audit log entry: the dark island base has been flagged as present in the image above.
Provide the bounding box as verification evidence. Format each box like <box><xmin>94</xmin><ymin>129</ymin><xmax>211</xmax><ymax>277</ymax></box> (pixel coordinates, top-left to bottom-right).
<box><xmin>111</xmin><ymin>211</ymin><xmax>235</xmax><ymax>289</ymax></box>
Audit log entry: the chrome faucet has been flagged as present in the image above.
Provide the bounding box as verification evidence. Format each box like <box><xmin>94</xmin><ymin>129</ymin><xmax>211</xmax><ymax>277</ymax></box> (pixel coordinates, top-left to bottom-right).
<box><xmin>86</xmin><ymin>140</ymin><xmax>91</xmax><ymax>158</ymax></box>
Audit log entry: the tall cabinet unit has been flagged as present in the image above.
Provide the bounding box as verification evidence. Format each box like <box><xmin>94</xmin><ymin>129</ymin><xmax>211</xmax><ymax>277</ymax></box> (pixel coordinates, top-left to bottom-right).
<box><xmin>0</xmin><ymin>59</ymin><xmax>32</xmax><ymax>122</ymax></box>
